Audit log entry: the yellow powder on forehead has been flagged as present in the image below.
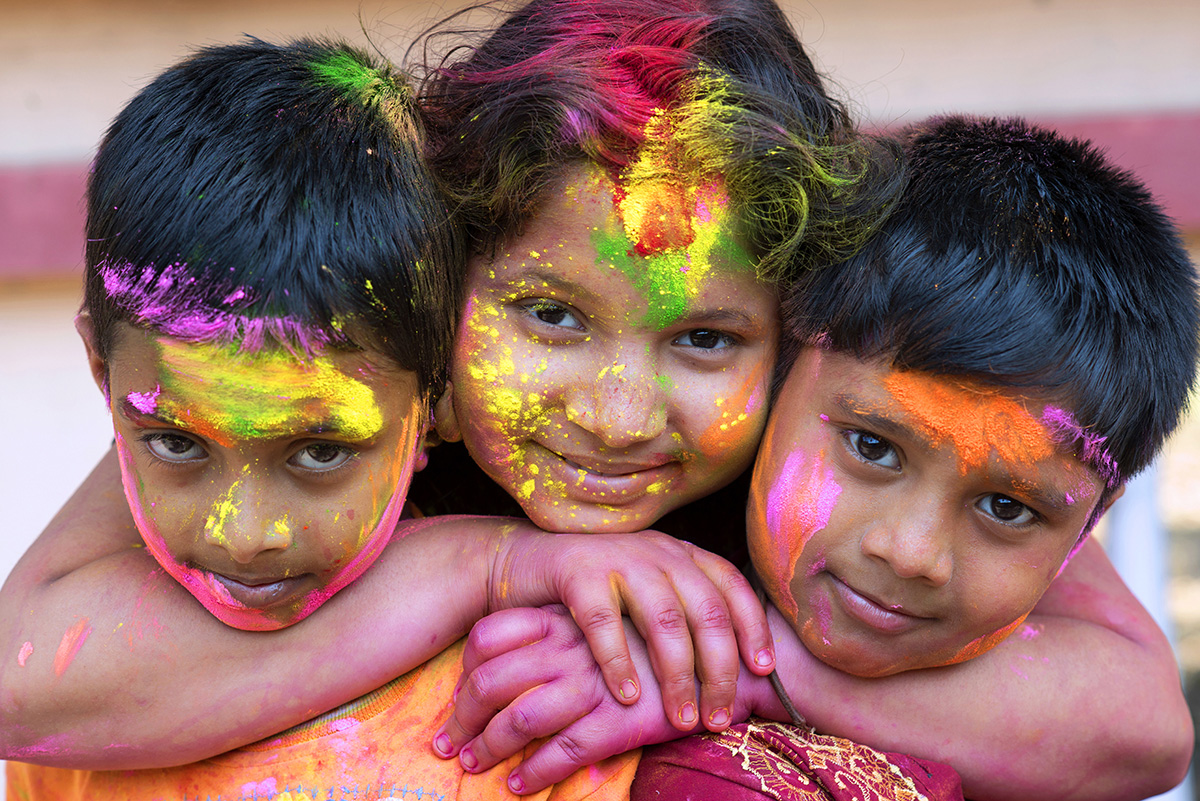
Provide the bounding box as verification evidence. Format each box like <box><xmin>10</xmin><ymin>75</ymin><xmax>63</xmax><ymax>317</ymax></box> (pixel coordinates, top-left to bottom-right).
<box><xmin>156</xmin><ymin>340</ymin><xmax>384</xmax><ymax>444</ymax></box>
<box><xmin>884</xmin><ymin>371</ymin><xmax>1054</xmax><ymax>473</ymax></box>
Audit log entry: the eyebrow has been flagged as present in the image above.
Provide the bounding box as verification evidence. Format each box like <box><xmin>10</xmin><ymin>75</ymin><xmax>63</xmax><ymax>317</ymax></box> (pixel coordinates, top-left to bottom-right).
<box><xmin>497</xmin><ymin>268</ymin><xmax>605</xmax><ymax>307</ymax></box>
<box><xmin>830</xmin><ymin>394</ymin><xmax>1073</xmax><ymax>514</ymax></box>
<box><xmin>118</xmin><ymin>399</ymin><xmax>369</xmax><ymax>440</ymax></box>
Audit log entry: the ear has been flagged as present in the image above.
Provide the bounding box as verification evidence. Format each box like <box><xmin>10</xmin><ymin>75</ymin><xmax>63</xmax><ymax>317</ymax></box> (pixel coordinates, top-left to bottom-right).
<box><xmin>1099</xmin><ymin>483</ymin><xmax>1126</xmax><ymax>516</ymax></box>
<box><xmin>75</xmin><ymin>312</ymin><xmax>109</xmax><ymax>399</ymax></box>
<box><xmin>432</xmin><ymin>381</ymin><xmax>462</xmax><ymax>443</ymax></box>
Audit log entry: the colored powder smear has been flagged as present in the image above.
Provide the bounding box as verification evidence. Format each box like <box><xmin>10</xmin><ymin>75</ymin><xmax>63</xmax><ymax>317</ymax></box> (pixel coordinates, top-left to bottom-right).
<box><xmin>153</xmin><ymin>338</ymin><xmax>384</xmax><ymax>445</ymax></box>
<box><xmin>17</xmin><ymin>641</ymin><xmax>33</xmax><ymax>666</ymax></box>
<box><xmin>126</xmin><ymin>385</ymin><xmax>161</xmax><ymax>414</ymax></box>
<box><xmin>203</xmin><ymin>480</ymin><xmax>244</xmax><ymax>548</ymax></box>
<box><xmin>1041</xmin><ymin>405</ymin><xmax>1121</xmax><ymax>488</ymax></box>
<box><xmin>883</xmin><ymin>372</ymin><xmax>1054</xmax><ymax>474</ymax></box>
<box><xmin>53</xmin><ymin>618</ymin><xmax>92</xmax><ymax>677</ymax></box>
<box><xmin>763</xmin><ymin>448</ymin><xmax>841</xmax><ymax>622</ymax></box>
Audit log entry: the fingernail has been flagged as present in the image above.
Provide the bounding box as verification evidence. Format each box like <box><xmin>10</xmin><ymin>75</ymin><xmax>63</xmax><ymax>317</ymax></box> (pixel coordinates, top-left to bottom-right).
<box><xmin>461</xmin><ymin>748</ymin><xmax>478</xmax><ymax>771</ymax></box>
<box><xmin>678</xmin><ymin>701</ymin><xmax>697</xmax><ymax>726</ymax></box>
<box><xmin>709</xmin><ymin>707</ymin><xmax>730</xmax><ymax>728</ymax></box>
<box><xmin>508</xmin><ymin>774</ymin><xmax>525</xmax><ymax>794</ymax></box>
<box><xmin>755</xmin><ymin>649</ymin><xmax>774</xmax><ymax>669</ymax></box>
<box><xmin>619</xmin><ymin>679</ymin><xmax>638</xmax><ymax>700</ymax></box>
<box><xmin>433</xmin><ymin>733</ymin><xmax>452</xmax><ymax>757</ymax></box>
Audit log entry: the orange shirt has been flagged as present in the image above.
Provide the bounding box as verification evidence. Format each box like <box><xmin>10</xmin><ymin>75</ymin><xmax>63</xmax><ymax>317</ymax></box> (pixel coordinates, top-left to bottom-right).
<box><xmin>7</xmin><ymin>641</ymin><xmax>640</xmax><ymax>801</ymax></box>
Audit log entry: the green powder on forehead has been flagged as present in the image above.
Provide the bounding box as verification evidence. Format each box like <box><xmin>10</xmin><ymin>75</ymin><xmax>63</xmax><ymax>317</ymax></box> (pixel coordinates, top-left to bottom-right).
<box><xmin>155</xmin><ymin>339</ymin><xmax>384</xmax><ymax>443</ymax></box>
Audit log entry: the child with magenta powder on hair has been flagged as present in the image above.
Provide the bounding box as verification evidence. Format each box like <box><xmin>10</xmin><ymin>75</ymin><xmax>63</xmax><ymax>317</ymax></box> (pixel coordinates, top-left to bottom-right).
<box><xmin>431</xmin><ymin>115</ymin><xmax>1199</xmax><ymax>800</ymax></box>
<box><xmin>618</xmin><ymin>113</ymin><xmax>1200</xmax><ymax>798</ymax></box>
<box><xmin>0</xmin><ymin>1</ymin><xmax>1193</xmax><ymax>799</ymax></box>
<box><xmin>0</xmin><ymin>33</ymin><xmax>794</xmax><ymax>800</ymax></box>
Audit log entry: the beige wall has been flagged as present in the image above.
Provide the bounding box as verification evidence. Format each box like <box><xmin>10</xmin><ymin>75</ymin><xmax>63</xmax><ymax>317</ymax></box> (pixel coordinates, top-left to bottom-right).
<box><xmin>2</xmin><ymin>0</ymin><xmax>1198</xmax><ymax>165</ymax></box>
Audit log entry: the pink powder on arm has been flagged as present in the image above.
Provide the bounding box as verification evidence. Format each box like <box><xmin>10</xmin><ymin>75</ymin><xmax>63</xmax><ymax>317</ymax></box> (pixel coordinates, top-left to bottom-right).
<box><xmin>53</xmin><ymin>619</ymin><xmax>93</xmax><ymax>677</ymax></box>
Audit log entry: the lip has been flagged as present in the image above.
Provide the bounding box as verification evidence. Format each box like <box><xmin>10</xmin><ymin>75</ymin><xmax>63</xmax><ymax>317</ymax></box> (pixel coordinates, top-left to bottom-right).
<box><xmin>537</xmin><ymin>444</ymin><xmax>676</xmax><ymax>501</ymax></box>
<box><xmin>205</xmin><ymin>571</ymin><xmax>309</xmax><ymax>611</ymax></box>
<box><xmin>828</xmin><ymin>573</ymin><xmax>929</xmax><ymax>634</ymax></box>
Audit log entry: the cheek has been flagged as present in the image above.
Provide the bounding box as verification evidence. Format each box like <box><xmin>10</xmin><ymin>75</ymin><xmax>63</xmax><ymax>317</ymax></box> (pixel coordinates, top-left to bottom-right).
<box><xmin>694</xmin><ymin>368</ymin><xmax>770</xmax><ymax>461</ymax></box>
<box><xmin>750</xmin><ymin>447</ymin><xmax>841</xmax><ymax>623</ymax></box>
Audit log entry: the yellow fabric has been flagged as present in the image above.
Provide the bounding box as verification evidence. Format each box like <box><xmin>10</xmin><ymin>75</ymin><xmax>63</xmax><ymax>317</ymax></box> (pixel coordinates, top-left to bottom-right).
<box><xmin>6</xmin><ymin>641</ymin><xmax>640</xmax><ymax>801</ymax></box>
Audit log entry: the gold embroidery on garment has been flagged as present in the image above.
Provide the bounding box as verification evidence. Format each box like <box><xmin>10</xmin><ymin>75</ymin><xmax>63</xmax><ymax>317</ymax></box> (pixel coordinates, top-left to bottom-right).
<box><xmin>704</xmin><ymin>719</ymin><xmax>931</xmax><ymax>801</ymax></box>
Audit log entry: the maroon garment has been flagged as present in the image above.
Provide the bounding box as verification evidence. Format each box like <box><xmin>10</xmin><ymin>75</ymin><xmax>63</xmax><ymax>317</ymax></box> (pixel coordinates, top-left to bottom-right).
<box><xmin>631</xmin><ymin>718</ymin><xmax>964</xmax><ymax>801</ymax></box>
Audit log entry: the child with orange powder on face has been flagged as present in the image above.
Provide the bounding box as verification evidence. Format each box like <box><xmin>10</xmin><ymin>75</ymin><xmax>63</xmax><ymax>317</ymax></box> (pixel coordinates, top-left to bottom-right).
<box><xmin>443</xmin><ymin>114</ymin><xmax>1198</xmax><ymax>800</ymax></box>
<box><xmin>1</xmin><ymin>2</ymin><xmax>1193</xmax><ymax>800</ymax></box>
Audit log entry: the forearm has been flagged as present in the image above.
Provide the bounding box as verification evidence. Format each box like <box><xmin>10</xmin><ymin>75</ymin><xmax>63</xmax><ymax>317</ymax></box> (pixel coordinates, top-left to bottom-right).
<box><xmin>0</xmin><ymin>448</ymin><xmax>530</xmax><ymax>768</ymax></box>
<box><xmin>761</xmin><ymin>538</ymin><xmax>1192</xmax><ymax>801</ymax></box>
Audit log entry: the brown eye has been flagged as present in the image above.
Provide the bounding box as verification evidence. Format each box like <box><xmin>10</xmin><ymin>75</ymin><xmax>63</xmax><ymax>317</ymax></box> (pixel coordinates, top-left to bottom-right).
<box><xmin>144</xmin><ymin>433</ymin><xmax>206</xmax><ymax>463</ymax></box>
<box><xmin>845</xmin><ymin>430</ymin><xmax>900</xmax><ymax>469</ymax></box>
<box><xmin>978</xmin><ymin>494</ymin><xmax>1036</xmax><ymax>526</ymax></box>
<box><xmin>290</xmin><ymin>443</ymin><xmax>355</xmax><ymax>472</ymax></box>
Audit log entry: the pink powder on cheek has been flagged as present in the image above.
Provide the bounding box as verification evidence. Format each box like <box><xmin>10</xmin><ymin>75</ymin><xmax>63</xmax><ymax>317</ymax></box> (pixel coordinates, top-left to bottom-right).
<box><xmin>52</xmin><ymin>618</ymin><xmax>92</xmax><ymax>677</ymax></box>
<box><xmin>765</xmin><ymin>449</ymin><xmax>841</xmax><ymax>620</ymax></box>
<box><xmin>17</xmin><ymin>641</ymin><xmax>33</xmax><ymax>666</ymax></box>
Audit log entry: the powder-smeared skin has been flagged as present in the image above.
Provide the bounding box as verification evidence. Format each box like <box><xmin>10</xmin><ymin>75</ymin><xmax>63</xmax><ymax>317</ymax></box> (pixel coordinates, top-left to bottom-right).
<box><xmin>765</xmin><ymin>449</ymin><xmax>841</xmax><ymax>625</ymax></box>
<box><xmin>52</xmin><ymin>619</ymin><xmax>92</xmax><ymax>677</ymax></box>
<box><xmin>884</xmin><ymin>371</ymin><xmax>1054</xmax><ymax>473</ymax></box>
<box><xmin>698</xmin><ymin>365</ymin><xmax>767</xmax><ymax>454</ymax></box>
<box><xmin>945</xmin><ymin>614</ymin><xmax>1029</xmax><ymax>666</ymax></box>
<box><xmin>17</xmin><ymin>641</ymin><xmax>33</xmax><ymax>667</ymax></box>
<box><xmin>593</xmin><ymin>161</ymin><xmax>750</xmax><ymax>331</ymax></box>
<box><xmin>154</xmin><ymin>339</ymin><xmax>384</xmax><ymax>446</ymax></box>
<box><xmin>126</xmin><ymin>385</ymin><xmax>160</xmax><ymax>414</ymax></box>
<box><xmin>203</xmin><ymin>479</ymin><xmax>243</xmax><ymax>549</ymax></box>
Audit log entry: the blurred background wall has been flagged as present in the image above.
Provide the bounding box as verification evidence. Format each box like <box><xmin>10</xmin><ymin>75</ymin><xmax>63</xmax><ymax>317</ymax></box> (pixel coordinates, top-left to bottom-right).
<box><xmin>1</xmin><ymin>0</ymin><xmax>1198</xmax><ymax>794</ymax></box>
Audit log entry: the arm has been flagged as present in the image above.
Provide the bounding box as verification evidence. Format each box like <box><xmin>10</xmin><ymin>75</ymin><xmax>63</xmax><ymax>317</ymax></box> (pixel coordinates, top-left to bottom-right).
<box><xmin>443</xmin><ymin>538</ymin><xmax>1191</xmax><ymax>801</ymax></box>
<box><xmin>769</xmin><ymin>537</ymin><xmax>1192</xmax><ymax>801</ymax></box>
<box><xmin>0</xmin><ymin>447</ymin><xmax>772</xmax><ymax>769</ymax></box>
<box><xmin>0</xmin><ymin>448</ymin><xmax>501</xmax><ymax>768</ymax></box>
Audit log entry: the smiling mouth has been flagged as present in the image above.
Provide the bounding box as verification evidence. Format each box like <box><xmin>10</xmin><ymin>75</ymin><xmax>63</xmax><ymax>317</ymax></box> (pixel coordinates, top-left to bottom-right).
<box><xmin>829</xmin><ymin>574</ymin><xmax>930</xmax><ymax>634</ymax></box>
<box><xmin>537</xmin><ymin>445</ymin><xmax>676</xmax><ymax>500</ymax></box>
<box><xmin>205</xmin><ymin>571</ymin><xmax>308</xmax><ymax>610</ymax></box>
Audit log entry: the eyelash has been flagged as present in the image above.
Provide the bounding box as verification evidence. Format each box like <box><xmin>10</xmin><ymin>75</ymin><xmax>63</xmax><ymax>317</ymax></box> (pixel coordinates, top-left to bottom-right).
<box><xmin>139</xmin><ymin>432</ymin><xmax>208</xmax><ymax>470</ymax></box>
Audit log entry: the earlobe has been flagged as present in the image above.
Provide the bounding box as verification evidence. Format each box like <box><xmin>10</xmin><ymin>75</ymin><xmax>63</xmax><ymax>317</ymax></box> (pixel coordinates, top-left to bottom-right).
<box><xmin>432</xmin><ymin>382</ymin><xmax>462</xmax><ymax>443</ymax></box>
<box><xmin>75</xmin><ymin>312</ymin><xmax>109</xmax><ymax>399</ymax></box>
<box><xmin>1100</xmin><ymin>483</ymin><xmax>1126</xmax><ymax>515</ymax></box>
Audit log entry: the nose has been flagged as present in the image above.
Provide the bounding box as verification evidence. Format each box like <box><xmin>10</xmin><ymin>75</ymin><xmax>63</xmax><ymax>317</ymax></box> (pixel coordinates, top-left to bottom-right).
<box><xmin>203</xmin><ymin>480</ymin><xmax>293</xmax><ymax>564</ymax></box>
<box><xmin>564</xmin><ymin>358</ymin><xmax>668</xmax><ymax>448</ymax></box>
<box><xmin>859</xmin><ymin>511</ymin><xmax>953</xmax><ymax>587</ymax></box>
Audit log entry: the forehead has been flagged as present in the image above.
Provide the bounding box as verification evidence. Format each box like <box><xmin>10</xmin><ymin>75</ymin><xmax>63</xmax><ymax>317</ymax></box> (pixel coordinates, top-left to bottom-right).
<box><xmin>109</xmin><ymin>324</ymin><xmax>409</xmax><ymax>444</ymax></box>
<box><xmin>480</xmin><ymin>162</ymin><xmax>759</xmax><ymax>324</ymax></box>
<box><xmin>779</xmin><ymin>348</ymin><xmax>1093</xmax><ymax>474</ymax></box>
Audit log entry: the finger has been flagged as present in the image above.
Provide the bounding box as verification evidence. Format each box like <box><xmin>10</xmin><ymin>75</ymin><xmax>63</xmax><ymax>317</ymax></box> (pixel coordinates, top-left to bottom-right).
<box><xmin>693</xmin><ymin>550</ymin><xmax>775</xmax><ymax>677</ymax></box>
<box><xmin>562</xmin><ymin>580</ymin><xmax>641</xmax><ymax>706</ymax></box>
<box><xmin>440</xmin><ymin>636</ymin><xmax>565</xmax><ymax>756</ymax></box>
<box><xmin>618</xmin><ymin>572</ymin><xmax>699</xmax><ymax>730</ymax></box>
<box><xmin>457</xmin><ymin>677</ymin><xmax>603</xmax><ymax>774</ymax></box>
<box><xmin>503</xmin><ymin>702</ymin><xmax>649</xmax><ymax>794</ymax></box>
<box><xmin>461</xmin><ymin>606</ymin><xmax>560</xmax><ymax>677</ymax></box>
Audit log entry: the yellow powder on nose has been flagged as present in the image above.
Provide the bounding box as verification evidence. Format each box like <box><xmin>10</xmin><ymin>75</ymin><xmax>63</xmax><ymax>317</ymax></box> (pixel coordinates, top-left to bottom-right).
<box><xmin>884</xmin><ymin>372</ymin><xmax>1054</xmax><ymax>472</ymax></box>
<box><xmin>204</xmin><ymin>481</ymin><xmax>243</xmax><ymax>546</ymax></box>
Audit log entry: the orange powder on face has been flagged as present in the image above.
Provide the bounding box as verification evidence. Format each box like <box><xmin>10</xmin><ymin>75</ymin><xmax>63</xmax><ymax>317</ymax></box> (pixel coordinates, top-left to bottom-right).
<box><xmin>884</xmin><ymin>372</ymin><xmax>1054</xmax><ymax>473</ymax></box>
<box><xmin>943</xmin><ymin>613</ymin><xmax>1030</xmax><ymax>666</ymax></box>
<box><xmin>698</xmin><ymin>367</ymin><xmax>766</xmax><ymax>454</ymax></box>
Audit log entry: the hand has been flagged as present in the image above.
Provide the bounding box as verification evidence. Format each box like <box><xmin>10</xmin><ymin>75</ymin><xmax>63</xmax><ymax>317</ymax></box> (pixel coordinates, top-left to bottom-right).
<box><xmin>493</xmin><ymin>530</ymin><xmax>775</xmax><ymax>731</ymax></box>
<box><xmin>433</xmin><ymin>605</ymin><xmax>694</xmax><ymax>794</ymax></box>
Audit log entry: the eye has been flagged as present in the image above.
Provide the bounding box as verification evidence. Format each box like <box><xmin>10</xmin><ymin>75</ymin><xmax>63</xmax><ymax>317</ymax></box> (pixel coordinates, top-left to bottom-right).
<box><xmin>844</xmin><ymin>429</ymin><xmax>900</xmax><ymax>469</ymax></box>
<box><xmin>290</xmin><ymin>443</ymin><xmax>355</xmax><ymax>472</ymax></box>
<box><xmin>142</xmin><ymin>433</ymin><xmax>206</xmax><ymax>463</ymax></box>
<box><xmin>977</xmin><ymin>493</ymin><xmax>1037</xmax><ymax>526</ymax></box>
<box><xmin>673</xmin><ymin>329</ymin><xmax>737</xmax><ymax>350</ymax></box>
<box><xmin>519</xmin><ymin>299</ymin><xmax>584</xmax><ymax>330</ymax></box>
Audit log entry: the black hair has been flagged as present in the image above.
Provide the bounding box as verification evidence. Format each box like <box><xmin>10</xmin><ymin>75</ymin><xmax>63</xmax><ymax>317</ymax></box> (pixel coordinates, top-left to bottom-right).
<box><xmin>415</xmin><ymin>0</ymin><xmax>901</xmax><ymax>282</ymax></box>
<box><xmin>84</xmin><ymin>36</ymin><xmax>462</xmax><ymax>404</ymax></box>
<box><xmin>784</xmin><ymin>115</ymin><xmax>1200</xmax><ymax>483</ymax></box>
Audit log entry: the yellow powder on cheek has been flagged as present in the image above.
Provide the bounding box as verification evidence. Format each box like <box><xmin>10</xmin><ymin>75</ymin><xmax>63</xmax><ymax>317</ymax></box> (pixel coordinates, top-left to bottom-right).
<box><xmin>884</xmin><ymin>372</ymin><xmax>1054</xmax><ymax>472</ymax></box>
<box><xmin>204</xmin><ymin>480</ymin><xmax>243</xmax><ymax>547</ymax></box>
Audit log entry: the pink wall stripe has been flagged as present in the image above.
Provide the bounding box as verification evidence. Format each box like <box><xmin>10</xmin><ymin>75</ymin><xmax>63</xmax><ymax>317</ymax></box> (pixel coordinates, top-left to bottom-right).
<box><xmin>1</xmin><ymin>111</ymin><xmax>1197</xmax><ymax>279</ymax></box>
